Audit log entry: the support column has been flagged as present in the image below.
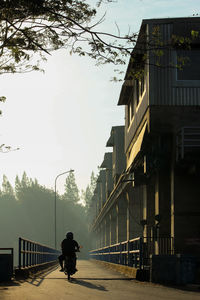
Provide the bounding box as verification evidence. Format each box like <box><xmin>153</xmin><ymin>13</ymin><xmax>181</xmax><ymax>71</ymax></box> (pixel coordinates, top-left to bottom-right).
<box><xmin>105</xmin><ymin>214</ymin><xmax>110</xmax><ymax>246</ymax></box>
<box><xmin>142</xmin><ymin>184</ymin><xmax>147</xmax><ymax>238</ymax></box>
<box><xmin>126</xmin><ymin>193</ymin><xmax>130</xmax><ymax>241</ymax></box>
<box><xmin>127</xmin><ymin>187</ymin><xmax>144</xmax><ymax>239</ymax></box>
<box><xmin>100</xmin><ymin>223</ymin><xmax>104</xmax><ymax>248</ymax></box>
<box><xmin>96</xmin><ymin>227</ymin><xmax>101</xmax><ymax>249</ymax></box>
<box><xmin>171</xmin><ymin>165</ymin><xmax>175</xmax><ymax>248</ymax></box>
<box><xmin>117</xmin><ymin>196</ymin><xmax>127</xmax><ymax>243</ymax></box>
<box><xmin>155</xmin><ymin>173</ymin><xmax>159</xmax><ymax>254</ymax></box>
<box><xmin>109</xmin><ymin>213</ymin><xmax>112</xmax><ymax>246</ymax></box>
<box><xmin>91</xmin><ymin>230</ymin><xmax>97</xmax><ymax>250</ymax></box>
<box><xmin>104</xmin><ymin>218</ymin><xmax>107</xmax><ymax>247</ymax></box>
<box><xmin>126</xmin><ymin>190</ymin><xmax>139</xmax><ymax>240</ymax></box>
<box><xmin>110</xmin><ymin>205</ymin><xmax>117</xmax><ymax>244</ymax></box>
<box><xmin>103</xmin><ymin>220</ymin><xmax>106</xmax><ymax>247</ymax></box>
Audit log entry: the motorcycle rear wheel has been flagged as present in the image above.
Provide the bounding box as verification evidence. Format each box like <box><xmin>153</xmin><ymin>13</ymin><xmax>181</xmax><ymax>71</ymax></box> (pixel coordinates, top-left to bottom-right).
<box><xmin>64</xmin><ymin>256</ymin><xmax>75</xmax><ymax>281</ymax></box>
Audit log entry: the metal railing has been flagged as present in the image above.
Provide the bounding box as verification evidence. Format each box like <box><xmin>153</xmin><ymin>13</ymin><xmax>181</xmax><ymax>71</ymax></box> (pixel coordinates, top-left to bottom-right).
<box><xmin>90</xmin><ymin>237</ymin><xmax>143</xmax><ymax>269</ymax></box>
<box><xmin>90</xmin><ymin>236</ymin><xmax>174</xmax><ymax>269</ymax></box>
<box><xmin>18</xmin><ymin>237</ymin><xmax>61</xmax><ymax>269</ymax></box>
<box><xmin>142</xmin><ymin>236</ymin><xmax>174</xmax><ymax>266</ymax></box>
<box><xmin>176</xmin><ymin>126</ymin><xmax>200</xmax><ymax>160</ymax></box>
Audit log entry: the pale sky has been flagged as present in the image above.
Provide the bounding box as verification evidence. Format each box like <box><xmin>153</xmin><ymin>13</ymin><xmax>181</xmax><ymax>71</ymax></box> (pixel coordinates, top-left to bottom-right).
<box><xmin>0</xmin><ymin>0</ymin><xmax>199</xmax><ymax>195</ymax></box>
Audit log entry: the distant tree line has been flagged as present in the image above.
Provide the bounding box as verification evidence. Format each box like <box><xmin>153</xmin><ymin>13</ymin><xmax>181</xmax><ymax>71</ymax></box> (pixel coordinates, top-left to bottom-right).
<box><xmin>0</xmin><ymin>171</ymin><xmax>97</xmax><ymax>264</ymax></box>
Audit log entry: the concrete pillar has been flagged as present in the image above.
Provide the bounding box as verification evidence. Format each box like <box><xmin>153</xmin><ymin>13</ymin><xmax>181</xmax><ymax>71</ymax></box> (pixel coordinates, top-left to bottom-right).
<box><xmin>127</xmin><ymin>188</ymin><xmax>143</xmax><ymax>240</ymax></box>
<box><xmin>146</xmin><ymin>176</ymin><xmax>155</xmax><ymax>239</ymax></box>
<box><xmin>109</xmin><ymin>213</ymin><xmax>112</xmax><ymax>245</ymax></box>
<box><xmin>105</xmin><ymin>214</ymin><xmax>110</xmax><ymax>246</ymax></box>
<box><xmin>171</xmin><ymin>166</ymin><xmax>175</xmax><ymax>243</ymax></box>
<box><xmin>104</xmin><ymin>218</ymin><xmax>108</xmax><ymax>247</ymax></box>
<box><xmin>159</xmin><ymin>172</ymin><xmax>171</xmax><ymax>236</ymax></box>
<box><xmin>154</xmin><ymin>169</ymin><xmax>171</xmax><ymax>254</ymax></box>
<box><xmin>103</xmin><ymin>220</ymin><xmax>106</xmax><ymax>247</ymax></box>
<box><xmin>117</xmin><ymin>196</ymin><xmax>127</xmax><ymax>243</ymax></box>
<box><xmin>155</xmin><ymin>173</ymin><xmax>159</xmax><ymax>254</ymax></box>
<box><xmin>110</xmin><ymin>205</ymin><xmax>117</xmax><ymax>244</ymax></box>
<box><xmin>91</xmin><ymin>230</ymin><xmax>97</xmax><ymax>250</ymax></box>
<box><xmin>126</xmin><ymin>193</ymin><xmax>130</xmax><ymax>241</ymax></box>
<box><xmin>100</xmin><ymin>223</ymin><xmax>104</xmax><ymax>248</ymax></box>
<box><xmin>96</xmin><ymin>228</ymin><xmax>101</xmax><ymax>249</ymax></box>
<box><xmin>126</xmin><ymin>192</ymin><xmax>134</xmax><ymax>240</ymax></box>
<box><xmin>142</xmin><ymin>184</ymin><xmax>148</xmax><ymax>238</ymax></box>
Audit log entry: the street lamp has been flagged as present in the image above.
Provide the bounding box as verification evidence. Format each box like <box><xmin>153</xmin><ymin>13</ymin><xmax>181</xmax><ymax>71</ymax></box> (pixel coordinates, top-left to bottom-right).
<box><xmin>54</xmin><ymin>169</ymin><xmax>74</xmax><ymax>249</ymax></box>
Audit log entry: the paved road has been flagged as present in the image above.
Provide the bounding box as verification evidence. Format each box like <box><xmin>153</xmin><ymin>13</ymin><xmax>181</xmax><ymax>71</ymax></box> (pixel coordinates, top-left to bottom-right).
<box><xmin>0</xmin><ymin>260</ymin><xmax>200</xmax><ymax>300</ymax></box>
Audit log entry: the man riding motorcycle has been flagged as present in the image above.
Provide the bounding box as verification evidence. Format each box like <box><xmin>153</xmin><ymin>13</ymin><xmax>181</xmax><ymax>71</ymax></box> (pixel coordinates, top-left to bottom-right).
<box><xmin>58</xmin><ymin>232</ymin><xmax>80</xmax><ymax>273</ymax></box>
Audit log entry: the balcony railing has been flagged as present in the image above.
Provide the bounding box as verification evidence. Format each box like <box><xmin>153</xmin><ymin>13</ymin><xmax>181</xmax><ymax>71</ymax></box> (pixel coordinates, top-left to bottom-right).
<box><xmin>176</xmin><ymin>126</ymin><xmax>200</xmax><ymax>161</ymax></box>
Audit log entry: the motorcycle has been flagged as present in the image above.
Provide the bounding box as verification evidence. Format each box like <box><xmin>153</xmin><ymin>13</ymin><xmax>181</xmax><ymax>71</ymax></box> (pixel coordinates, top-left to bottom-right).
<box><xmin>64</xmin><ymin>246</ymin><xmax>82</xmax><ymax>281</ymax></box>
<box><xmin>64</xmin><ymin>256</ymin><xmax>77</xmax><ymax>281</ymax></box>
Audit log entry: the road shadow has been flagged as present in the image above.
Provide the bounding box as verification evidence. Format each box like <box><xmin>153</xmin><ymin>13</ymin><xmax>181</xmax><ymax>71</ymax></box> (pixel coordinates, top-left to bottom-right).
<box><xmin>70</xmin><ymin>278</ymin><xmax>107</xmax><ymax>291</ymax></box>
<box><xmin>0</xmin><ymin>280</ymin><xmax>21</xmax><ymax>288</ymax></box>
<box><xmin>74</xmin><ymin>277</ymin><xmax>134</xmax><ymax>281</ymax></box>
<box><xmin>0</xmin><ymin>279</ymin><xmax>21</xmax><ymax>294</ymax></box>
<box><xmin>44</xmin><ymin>277</ymin><xmax>134</xmax><ymax>281</ymax></box>
<box><xmin>24</xmin><ymin>265</ymin><xmax>59</xmax><ymax>287</ymax></box>
<box><xmin>160</xmin><ymin>283</ymin><xmax>200</xmax><ymax>293</ymax></box>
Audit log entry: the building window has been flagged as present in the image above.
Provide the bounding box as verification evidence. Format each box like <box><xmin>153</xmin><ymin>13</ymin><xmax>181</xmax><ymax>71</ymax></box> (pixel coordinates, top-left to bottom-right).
<box><xmin>127</xmin><ymin>89</ymin><xmax>134</xmax><ymax>126</ymax></box>
<box><xmin>136</xmin><ymin>79</ymin><xmax>140</xmax><ymax>106</ymax></box>
<box><xmin>140</xmin><ymin>74</ymin><xmax>145</xmax><ymax>96</ymax></box>
<box><xmin>177</xmin><ymin>48</ymin><xmax>200</xmax><ymax>80</ymax></box>
<box><xmin>128</xmin><ymin>101</ymin><xmax>131</xmax><ymax>126</ymax></box>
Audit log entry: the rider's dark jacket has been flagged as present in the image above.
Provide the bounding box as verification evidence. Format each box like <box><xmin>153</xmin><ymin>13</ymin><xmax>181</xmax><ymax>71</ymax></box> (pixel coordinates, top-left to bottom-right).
<box><xmin>61</xmin><ymin>238</ymin><xmax>79</xmax><ymax>257</ymax></box>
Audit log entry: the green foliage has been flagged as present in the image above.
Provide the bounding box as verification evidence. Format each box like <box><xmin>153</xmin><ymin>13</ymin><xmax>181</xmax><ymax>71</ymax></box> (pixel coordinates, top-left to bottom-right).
<box><xmin>14</xmin><ymin>175</ymin><xmax>21</xmax><ymax>196</ymax></box>
<box><xmin>2</xmin><ymin>175</ymin><xmax>14</xmax><ymax>196</ymax></box>
<box><xmin>21</xmin><ymin>171</ymin><xmax>31</xmax><ymax>188</ymax></box>
<box><xmin>191</xmin><ymin>30</ymin><xmax>199</xmax><ymax>39</ymax></box>
<box><xmin>0</xmin><ymin>2</ymin><xmax>197</xmax><ymax>82</ymax></box>
<box><xmin>63</xmin><ymin>171</ymin><xmax>80</xmax><ymax>204</ymax></box>
<box><xmin>81</xmin><ymin>171</ymin><xmax>98</xmax><ymax>214</ymax></box>
<box><xmin>97</xmin><ymin>0</ymin><xmax>117</xmax><ymax>7</ymax></box>
<box><xmin>0</xmin><ymin>172</ymin><xmax>90</xmax><ymax>259</ymax></box>
<box><xmin>0</xmin><ymin>0</ymin><xmax>138</xmax><ymax>75</ymax></box>
<box><xmin>0</xmin><ymin>0</ymin><xmax>97</xmax><ymax>73</ymax></box>
<box><xmin>0</xmin><ymin>95</ymin><xmax>6</xmax><ymax>115</ymax></box>
<box><xmin>0</xmin><ymin>1</ymin><xmax>195</xmax><ymax>81</ymax></box>
<box><xmin>171</xmin><ymin>34</ymin><xmax>191</xmax><ymax>50</ymax></box>
<box><xmin>0</xmin><ymin>143</ymin><xmax>19</xmax><ymax>153</ymax></box>
<box><xmin>0</xmin><ymin>96</ymin><xmax>6</xmax><ymax>102</ymax></box>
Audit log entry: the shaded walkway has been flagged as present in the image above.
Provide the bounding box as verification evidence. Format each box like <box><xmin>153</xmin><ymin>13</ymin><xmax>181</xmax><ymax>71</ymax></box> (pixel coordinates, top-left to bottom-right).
<box><xmin>0</xmin><ymin>260</ymin><xmax>199</xmax><ymax>300</ymax></box>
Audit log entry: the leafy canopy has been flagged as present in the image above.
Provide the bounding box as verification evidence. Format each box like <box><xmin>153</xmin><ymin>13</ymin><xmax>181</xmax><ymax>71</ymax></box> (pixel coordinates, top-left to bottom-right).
<box><xmin>64</xmin><ymin>171</ymin><xmax>80</xmax><ymax>204</ymax></box>
<box><xmin>0</xmin><ymin>0</ymin><xmax>133</xmax><ymax>74</ymax></box>
<box><xmin>0</xmin><ymin>0</ymin><xmax>198</xmax><ymax>78</ymax></box>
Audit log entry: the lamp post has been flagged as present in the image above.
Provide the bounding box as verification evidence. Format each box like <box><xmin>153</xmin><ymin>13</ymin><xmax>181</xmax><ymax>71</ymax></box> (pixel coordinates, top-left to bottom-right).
<box><xmin>54</xmin><ymin>169</ymin><xmax>74</xmax><ymax>249</ymax></box>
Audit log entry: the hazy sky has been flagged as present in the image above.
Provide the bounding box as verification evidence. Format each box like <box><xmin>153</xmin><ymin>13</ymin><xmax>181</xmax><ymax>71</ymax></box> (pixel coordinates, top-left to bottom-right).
<box><xmin>0</xmin><ymin>0</ymin><xmax>199</xmax><ymax>194</ymax></box>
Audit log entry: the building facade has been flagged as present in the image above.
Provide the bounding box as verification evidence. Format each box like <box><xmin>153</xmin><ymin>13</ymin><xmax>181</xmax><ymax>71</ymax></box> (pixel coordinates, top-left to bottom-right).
<box><xmin>90</xmin><ymin>17</ymin><xmax>200</xmax><ymax>271</ymax></box>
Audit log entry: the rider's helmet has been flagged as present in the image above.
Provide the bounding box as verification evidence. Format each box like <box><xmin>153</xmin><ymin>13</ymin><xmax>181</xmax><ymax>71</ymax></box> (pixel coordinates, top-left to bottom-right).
<box><xmin>66</xmin><ymin>232</ymin><xmax>73</xmax><ymax>239</ymax></box>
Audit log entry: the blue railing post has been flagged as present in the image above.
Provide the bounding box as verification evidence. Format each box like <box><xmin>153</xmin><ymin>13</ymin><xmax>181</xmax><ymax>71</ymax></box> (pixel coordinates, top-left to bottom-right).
<box><xmin>139</xmin><ymin>237</ymin><xmax>143</xmax><ymax>270</ymax></box>
<box><xmin>23</xmin><ymin>240</ymin><xmax>25</xmax><ymax>268</ymax></box>
<box><xmin>26</xmin><ymin>241</ymin><xmax>29</xmax><ymax>268</ymax></box>
<box><xmin>119</xmin><ymin>243</ymin><xmax>122</xmax><ymax>265</ymax></box>
<box><xmin>19</xmin><ymin>237</ymin><xmax>21</xmax><ymax>270</ymax></box>
<box><xmin>127</xmin><ymin>240</ymin><xmax>130</xmax><ymax>266</ymax></box>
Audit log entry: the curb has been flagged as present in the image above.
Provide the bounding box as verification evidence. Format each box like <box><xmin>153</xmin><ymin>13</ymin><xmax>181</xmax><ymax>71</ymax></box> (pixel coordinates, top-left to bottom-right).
<box><xmin>90</xmin><ymin>259</ymin><xmax>149</xmax><ymax>281</ymax></box>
